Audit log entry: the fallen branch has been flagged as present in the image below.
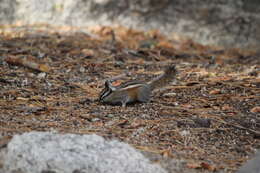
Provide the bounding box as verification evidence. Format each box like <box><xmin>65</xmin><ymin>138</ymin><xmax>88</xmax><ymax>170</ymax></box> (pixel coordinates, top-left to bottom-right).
<box><xmin>5</xmin><ymin>55</ymin><xmax>50</xmax><ymax>72</ymax></box>
<box><xmin>215</xmin><ymin>119</ymin><xmax>260</xmax><ymax>137</ymax></box>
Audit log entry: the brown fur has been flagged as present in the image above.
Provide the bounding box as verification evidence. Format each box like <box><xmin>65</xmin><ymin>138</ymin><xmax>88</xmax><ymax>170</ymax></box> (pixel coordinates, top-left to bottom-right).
<box><xmin>99</xmin><ymin>65</ymin><xmax>177</xmax><ymax>106</ymax></box>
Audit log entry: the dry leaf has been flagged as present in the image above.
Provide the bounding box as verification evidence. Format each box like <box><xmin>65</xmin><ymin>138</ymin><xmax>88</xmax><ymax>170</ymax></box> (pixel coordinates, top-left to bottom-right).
<box><xmin>112</xmin><ymin>81</ymin><xmax>122</xmax><ymax>86</ymax></box>
<box><xmin>82</xmin><ymin>49</ymin><xmax>95</xmax><ymax>57</ymax></box>
<box><xmin>209</xmin><ymin>76</ymin><xmax>232</xmax><ymax>82</ymax></box>
<box><xmin>182</xmin><ymin>104</ymin><xmax>193</xmax><ymax>109</ymax></box>
<box><xmin>250</xmin><ymin>106</ymin><xmax>260</xmax><ymax>113</ymax></box>
<box><xmin>157</xmin><ymin>41</ymin><xmax>174</xmax><ymax>49</ymax></box>
<box><xmin>5</xmin><ymin>55</ymin><xmax>50</xmax><ymax>72</ymax></box>
<box><xmin>161</xmin><ymin>149</ymin><xmax>172</xmax><ymax>157</ymax></box>
<box><xmin>209</xmin><ymin>89</ymin><xmax>221</xmax><ymax>95</ymax></box>
<box><xmin>187</xmin><ymin>162</ymin><xmax>201</xmax><ymax>169</ymax></box>
<box><xmin>201</xmin><ymin>162</ymin><xmax>216</xmax><ymax>171</ymax></box>
<box><xmin>222</xmin><ymin>104</ymin><xmax>232</xmax><ymax>111</ymax></box>
<box><xmin>16</xmin><ymin>97</ymin><xmax>29</xmax><ymax>101</ymax></box>
<box><xmin>115</xmin><ymin>120</ymin><xmax>128</xmax><ymax>127</ymax></box>
<box><xmin>187</xmin><ymin>162</ymin><xmax>215</xmax><ymax>171</ymax></box>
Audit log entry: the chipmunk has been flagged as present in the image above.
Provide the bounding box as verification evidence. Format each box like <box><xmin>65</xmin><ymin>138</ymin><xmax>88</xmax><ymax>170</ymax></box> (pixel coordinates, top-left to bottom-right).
<box><xmin>99</xmin><ymin>65</ymin><xmax>177</xmax><ymax>107</ymax></box>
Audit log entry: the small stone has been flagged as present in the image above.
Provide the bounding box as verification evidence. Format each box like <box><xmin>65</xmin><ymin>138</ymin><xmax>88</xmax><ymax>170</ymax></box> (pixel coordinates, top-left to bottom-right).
<box><xmin>114</xmin><ymin>61</ymin><xmax>124</xmax><ymax>67</ymax></box>
<box><xmin>237</xmin><ymin>150</ymin><xmax>260</xmax><ymax>173</ymax></box>
<box><xmin>21</xmin><ymin>78</ymin><xmax>29</xmax><ymax>86</ymax></box>
<box><xmin>3</xmin><ymin>132</ymin><xmax>166</xmax><ymax>173</ymax></box>
<box><xmin>28</xmin><ymin>73</ymin><xmax>35</xmax><ymax>77</ymax></box>
<box><xmin>37</xmin><ymin>72</ymin><xmax>46</xmax><ymax>79</ymax></box>
<box><xmin>106</xmin><ymin>114</ymin><xmax>114</xmax><ymax>118</ymax></box>
<box><xmin>180</xmin><ymin>130</ymin><xmax>190</xmax><ymax>136</ymax></box>
<box><xmin>173</xmin><ymin>102</ymin><xmax>179</xmax><ymax>106</ymax></box>
<box><xmin>193</xmin><ymin>118</ymin><xmax>211</xmax><ymax>128</ymax></box>
<box><xmin>79</xmin><ymin>67</ymin><xmax>85</xmax><ymax>73</ymax></box>
<box><xmin>91</xmin><ymin>118</ymin><xmax>100</xmax><ymax>122</ymax></box>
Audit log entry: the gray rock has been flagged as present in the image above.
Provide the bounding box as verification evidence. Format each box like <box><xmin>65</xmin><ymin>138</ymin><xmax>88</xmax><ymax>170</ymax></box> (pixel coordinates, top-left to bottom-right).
<box><xmin>0</xmin><ymin>0</ymin><xmax>260</xmax><ymax>50</ymax></box>
<box><xmin>0</xmin><ymin>0</ymin><xmax>15</xmax><ymax>23</ymax></box>
<box><xmin>237</xmin><ymin>151</ymin><xmax>260</xmax><ymax>173</ymax></box>
<box><xmin>3</xmin><ymin>132</ymin><xmax>167</xmax><ymax>173</ymax></box>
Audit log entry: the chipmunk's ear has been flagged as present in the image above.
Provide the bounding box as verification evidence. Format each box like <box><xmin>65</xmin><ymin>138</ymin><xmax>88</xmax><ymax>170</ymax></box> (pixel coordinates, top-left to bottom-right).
<box><xmin>105</xmin><ymin>80</ymin><xmax>116</xmax><ymax>91</ymax></box>
<box><xmin>104</xmin><ymin>80</ymin><xmax>110</xmax><ymax>88</ymax></box>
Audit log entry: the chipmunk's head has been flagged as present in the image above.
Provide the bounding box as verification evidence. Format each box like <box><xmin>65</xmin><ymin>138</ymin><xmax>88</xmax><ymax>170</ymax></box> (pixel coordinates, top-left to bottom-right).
<box><xmin>99</xmin><ymin>80</ymin><xmax>116</xmax><ymax>102</ymax></box>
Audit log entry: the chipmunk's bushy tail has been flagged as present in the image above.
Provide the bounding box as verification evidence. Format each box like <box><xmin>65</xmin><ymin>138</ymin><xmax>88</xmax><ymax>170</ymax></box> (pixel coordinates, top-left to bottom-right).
<box><xmin>148</xmin><ymin>65</ymin><xmax>177</xmax><ymax>90</ymax></box>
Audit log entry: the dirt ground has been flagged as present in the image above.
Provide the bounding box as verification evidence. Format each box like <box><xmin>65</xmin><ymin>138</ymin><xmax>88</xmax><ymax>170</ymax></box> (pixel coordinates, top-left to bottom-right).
<box><xmin>0</xmin><ymin>25</ymin><xmax>259</xmax><ymax>172</ymax></box>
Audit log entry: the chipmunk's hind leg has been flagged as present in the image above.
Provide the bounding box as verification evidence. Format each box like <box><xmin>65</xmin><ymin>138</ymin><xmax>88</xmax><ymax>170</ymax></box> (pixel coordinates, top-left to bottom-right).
<box><xmin>138</xmin><ymin>86</ymin><xmax>151</xmax><ymax>103</ymax></box>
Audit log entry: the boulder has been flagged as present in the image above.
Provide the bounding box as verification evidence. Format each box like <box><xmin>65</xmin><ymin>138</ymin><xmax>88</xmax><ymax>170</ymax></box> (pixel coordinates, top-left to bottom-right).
<box><xmin>0</xmin><ymin>0</ymin><xmax>260</xmax><ymax>50</ymax></box>
<box><xmin>3</xmin><ymin>132</ymin><xmax>167</xmax><ymax>173</ymax></box>
<box><xmin>237</xmin><ymin>151</ymin><xmax>260</xmax><ymax>173</ymax></box>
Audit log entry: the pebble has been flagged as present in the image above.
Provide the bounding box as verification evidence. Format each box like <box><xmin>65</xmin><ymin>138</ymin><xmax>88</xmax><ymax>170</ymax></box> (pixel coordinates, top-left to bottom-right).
<box><xmin>106</xmin><ymin>114</ymin><xmax>114</xmax><ymax>118</ymax></box>
<box><xmin>37</xmin><ymin>72</ymin><xmax>46</xmax><ymax>79</ymax></box>
<box><xmin>91</xmin><ymin>118</ymin><xmax>100</xmax><ymax>122</ymax></box>
<box><xmin>79</xmin><ymin>67</ymin><xmax>85</xmax><ymax>73</ymax></box>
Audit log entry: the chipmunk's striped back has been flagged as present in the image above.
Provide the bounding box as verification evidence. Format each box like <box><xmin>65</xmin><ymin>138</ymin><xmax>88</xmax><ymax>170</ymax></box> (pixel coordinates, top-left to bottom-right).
<box><xmin>99</xmin><ymin>80</ymin><xmax>150</xmax><ymax>106</ymax></box>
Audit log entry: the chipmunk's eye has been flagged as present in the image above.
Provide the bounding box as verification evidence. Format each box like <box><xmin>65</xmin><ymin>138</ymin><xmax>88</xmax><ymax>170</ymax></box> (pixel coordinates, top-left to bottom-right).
<box><xmin>106</xmin><ymin>80</ymin><xmax>116</xmax><ymax>91</ymax></box>
<box><xmin>105</xmin><ymin>80</ymin><xmax>110</xmax><ymax>88</ymax></box>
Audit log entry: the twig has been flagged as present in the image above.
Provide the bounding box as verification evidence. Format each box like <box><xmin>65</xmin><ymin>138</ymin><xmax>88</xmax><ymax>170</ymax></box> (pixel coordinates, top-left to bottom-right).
<box><xmin>215</xmin><ymin>119</ymin><xmax>260</xmax><ymax>137</ymax></box>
